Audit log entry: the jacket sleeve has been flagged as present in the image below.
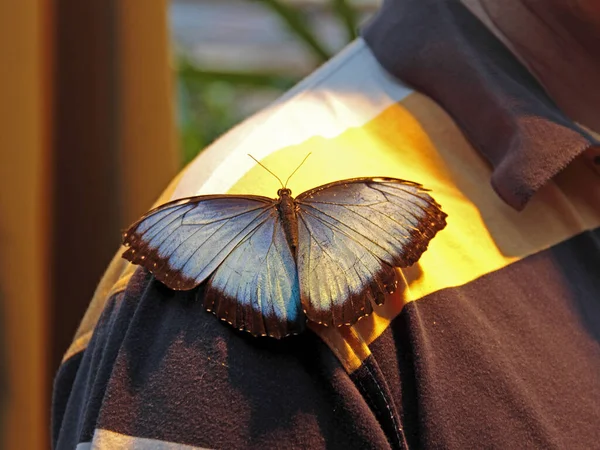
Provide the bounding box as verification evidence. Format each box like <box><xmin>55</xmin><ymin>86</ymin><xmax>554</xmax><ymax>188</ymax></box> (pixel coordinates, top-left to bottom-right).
<box><xmin>52</xmin><ymin>267</ymin><xmax>392</xmax><ymax>450</ymax></box>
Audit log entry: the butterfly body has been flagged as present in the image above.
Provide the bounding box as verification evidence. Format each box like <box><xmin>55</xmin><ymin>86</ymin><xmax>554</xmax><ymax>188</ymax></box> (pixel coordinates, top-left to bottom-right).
<box><xmin>122</xmin><ymin>176</ymin><xmax>447</xmax><ymax>338</ymax></box>
<box><xmin>276</xmin><ymin>188</ymin><xmax>299</xmax><ymax>256</ymax></box>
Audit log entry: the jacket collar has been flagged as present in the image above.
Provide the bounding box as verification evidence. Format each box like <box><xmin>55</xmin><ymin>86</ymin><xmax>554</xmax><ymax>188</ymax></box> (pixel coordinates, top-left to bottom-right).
<box><xmin>362</xmin><ymin>0</ymin><xmax>599</xmax><ymax>210</ymax></box>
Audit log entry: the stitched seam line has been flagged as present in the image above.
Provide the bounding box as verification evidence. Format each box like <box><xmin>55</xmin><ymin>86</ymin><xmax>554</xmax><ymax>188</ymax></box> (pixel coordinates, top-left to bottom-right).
<box><xmin>364</xmin><ymin>363</ymin><xmax>404</xmax><ymax>449</ymax></box>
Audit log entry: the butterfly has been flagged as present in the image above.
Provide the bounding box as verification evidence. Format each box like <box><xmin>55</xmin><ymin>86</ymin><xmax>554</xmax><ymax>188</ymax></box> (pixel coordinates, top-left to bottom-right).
<box><xmin>122</xmin><ymin>157</ymin><xmax>447</xmax><ymax>338</ymax></box>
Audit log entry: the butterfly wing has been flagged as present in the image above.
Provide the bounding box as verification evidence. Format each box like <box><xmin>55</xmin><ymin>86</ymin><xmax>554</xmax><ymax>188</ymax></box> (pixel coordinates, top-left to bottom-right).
<box><xmin>123</xmin><ymin>195</ymin><xmax>277</xmax><ymax>290</ymax></box>
<box><xmin>122</xmin><ymin>194</ymin><xmax>304</xmax><ymax>337</ymax></box>
<box><xmin>203</xmin><ymin>208</ymin><xmax>303</xmax><ymax>338</ymax></box>
<box><xmin>295</xmin><ymin>177</ymin><xmax>447</xmax><ymax>327</ymax></box>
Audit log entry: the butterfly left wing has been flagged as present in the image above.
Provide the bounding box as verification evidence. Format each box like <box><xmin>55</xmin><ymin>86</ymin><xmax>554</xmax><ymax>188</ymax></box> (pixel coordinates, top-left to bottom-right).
<box><xmin>123</xmin><ymin>195</ymin><xmax>278</xmax><ymax>290</ymax></box>
<box><xmin>295</xmin><ymin>177</ymin><xmax>447</xmax><ymax>327</ymax></box>
<box><xmin>203</xmin><ymin>209</ymin><xmax>304</xmax><ymax>338</ymax></box>
<box><xmin>122</xmin><ymin>194</ymin><xmax>304</xmax><ymax>338</ymax></box>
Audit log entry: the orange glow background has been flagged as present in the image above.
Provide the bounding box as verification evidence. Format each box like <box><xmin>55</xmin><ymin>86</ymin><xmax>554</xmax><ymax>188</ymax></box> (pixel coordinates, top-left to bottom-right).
<box><xmin>0</xmin><ymin>1</ymin><xmax>178</xmax><ymax>448</ymax></box>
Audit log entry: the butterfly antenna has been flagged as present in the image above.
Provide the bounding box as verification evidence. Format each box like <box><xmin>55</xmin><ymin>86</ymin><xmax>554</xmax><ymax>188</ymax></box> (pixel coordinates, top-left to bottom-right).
<box><xmin>248</xmin><ymin>154</ymin><xmax>284</xmax><ymax>188</ymax></box>
<box><xmin>284</xmin><ymin>153</ymin><xmax>312</xmax><ymax>188</ymax></box>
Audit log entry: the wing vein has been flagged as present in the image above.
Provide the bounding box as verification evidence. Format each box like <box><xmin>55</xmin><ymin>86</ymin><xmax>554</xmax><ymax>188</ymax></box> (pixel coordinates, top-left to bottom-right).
<box><xmin>299</xmin><ymin>204</ymin><xmax>403</xmax><ymax>256</ymax></box>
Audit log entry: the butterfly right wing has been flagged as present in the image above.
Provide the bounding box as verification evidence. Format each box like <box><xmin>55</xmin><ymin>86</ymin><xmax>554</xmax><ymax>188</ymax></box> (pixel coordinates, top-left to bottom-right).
<box><xmin>122</xmin><ymin>195</ymin><xmax>277</xmax><ymax>290</ymax></box>
<box><xmin>295</xmin><ymin>177</ymin><xmax>447</xmax><ymax>327</ymax></box>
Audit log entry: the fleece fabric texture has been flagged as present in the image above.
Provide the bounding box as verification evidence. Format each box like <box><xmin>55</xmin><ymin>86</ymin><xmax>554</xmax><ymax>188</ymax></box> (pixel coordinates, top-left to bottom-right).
<box><xmin>53</xmin><ymin>270</ymin><xmax>392</xmax><ymax>449</ymax></box>
<box><xmin>53</xmin><ymin>229</ymin><xmax>600</xmax><ymax>449</ymax></box>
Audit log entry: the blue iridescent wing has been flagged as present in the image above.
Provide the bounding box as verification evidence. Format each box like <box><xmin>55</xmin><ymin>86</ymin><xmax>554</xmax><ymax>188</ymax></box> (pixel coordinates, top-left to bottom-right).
<box><xmin>203</xmin><ymin>209</ymin><xmax>303</xmax><ymax>338</ymax></box>
<box><xmin>295</xmin><ymin>177</ymin><xmax>447</xmax><ymax>327</ymax></box>
<box><xmin>123</xmin><ymin>195</ymin><xmax>275</xmax><ymax>290</ymax></box>
<box><xmin>122</xmin><ymin>195</ymin><xmax>304</xmax><ymax>337</ymax></box>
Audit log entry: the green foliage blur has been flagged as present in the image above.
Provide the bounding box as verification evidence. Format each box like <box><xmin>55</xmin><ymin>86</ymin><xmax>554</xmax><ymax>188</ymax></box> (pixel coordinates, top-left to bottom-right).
<box><xmin>176</xmin><ymin>0</ymin><xmax>361</xmax><ymax>166</ymax></box>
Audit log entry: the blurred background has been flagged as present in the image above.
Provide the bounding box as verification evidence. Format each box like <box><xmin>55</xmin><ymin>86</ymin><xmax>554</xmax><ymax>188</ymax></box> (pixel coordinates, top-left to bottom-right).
<box><xmin>0</xmin><ymin>0</ymin><xmax>379</xmax><ymax>448</ymax></box>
